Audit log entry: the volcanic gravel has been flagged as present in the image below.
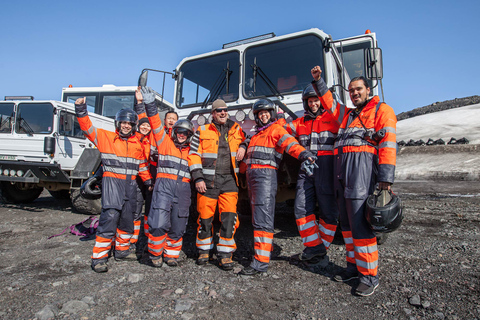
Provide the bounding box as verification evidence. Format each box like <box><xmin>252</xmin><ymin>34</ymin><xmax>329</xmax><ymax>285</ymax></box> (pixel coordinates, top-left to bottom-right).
<box><xmin>0</xmin><ymin>180</ymin><xmax>479</xmax><ymax>320</ymax></box>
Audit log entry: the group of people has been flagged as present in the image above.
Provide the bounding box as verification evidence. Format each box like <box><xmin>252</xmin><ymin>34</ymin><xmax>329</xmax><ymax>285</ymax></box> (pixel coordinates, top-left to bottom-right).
<box><xmin>74</xmin><ymin>65</ymin><xmax>396</xmax><ymax>297</ymax></box>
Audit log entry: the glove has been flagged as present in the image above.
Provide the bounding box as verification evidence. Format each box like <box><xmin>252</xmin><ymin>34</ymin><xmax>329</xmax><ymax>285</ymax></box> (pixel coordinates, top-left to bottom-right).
<box><xmin>141</xmin><ymin>86</ymin><xmax>156</xmax><ymax>105</ymax></box>
<box><xmin>300</xmin><ymin>157</ymin><xmax>319</xmax><ymax>177</ymax></box>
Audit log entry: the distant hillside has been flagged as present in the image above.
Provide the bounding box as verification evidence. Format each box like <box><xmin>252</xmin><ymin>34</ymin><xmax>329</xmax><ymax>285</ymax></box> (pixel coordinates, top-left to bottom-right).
<box><xmin>397</xmin><ymin>95</ymin><xmax>480</xmax><ymax>121</ymax></box>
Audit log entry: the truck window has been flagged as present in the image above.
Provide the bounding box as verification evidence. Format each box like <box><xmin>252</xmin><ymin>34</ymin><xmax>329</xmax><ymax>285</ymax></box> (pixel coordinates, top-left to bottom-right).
<box><xmin>102</xmin><ymin>95</ymin><xmax>135</xmax><ymax>118</ymax></box>
<box><xmin>65</xmin><ymin>95</ymin><xmax>97</xmax><ymax>113</ymax></box>
<box><xmin>244</xmin><ymin>35</ymin><xmax>324</xmax><ymax>99</ymax></box>
<box><xmin>0</xmin><ymin>103</ymin><xmax>15</xmax><ymax>133</ymax></box>
<box><xmin>336</xmin><ymin>41</ymin><xmax>373</xmax><ymax>90</ymax></box>
<box><xmin>59</xmin><ymin>111</ymin><xmax>85</xmax><ymax>139</ymax></box>
<box><xmin>177</xmin><ymin>51</ymin><xmax>240</xmax><ymax>108</ymax></box>
<box><xmin>15</xmin><ymin>103</ymin><xmax>54</xmax><ymax>135</ymax></box>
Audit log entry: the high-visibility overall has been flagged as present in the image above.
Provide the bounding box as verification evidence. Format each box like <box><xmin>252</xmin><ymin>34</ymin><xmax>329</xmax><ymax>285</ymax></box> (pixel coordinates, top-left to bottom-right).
<box><xmin>75</xmin><ymin>103</ymin><xmax>152</xmax><ymax>266</ymax></box>
<box><xmin>244</xmin><ymin>121</ymin><xmax>310</xmax><ymax>272</ymax></box>
<box><xmin>188</xmin><ymin>119</ymin><xmax>246</xmax><ymax>258</ymax></box>
<box><xmin>284</xmin><ymin>112</ymin><xmax>340</xmax><ymax>255</ymax></box>
<box><xmin>313</xmin><ymin>78</ymin><xmax>397</xmax><ymax>287</ymax></box>
<box><xmin>136</xmin><ymin>103</ymin><xmax>191</xmax><ymax>261</ymax></box>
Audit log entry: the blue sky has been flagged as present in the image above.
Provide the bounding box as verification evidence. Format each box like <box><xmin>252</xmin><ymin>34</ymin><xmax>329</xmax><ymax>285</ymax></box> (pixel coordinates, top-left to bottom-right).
<box><xmin>1</xmin><ymin>0</ymin><xmax>478</xmax><ymax>114</ymax></box>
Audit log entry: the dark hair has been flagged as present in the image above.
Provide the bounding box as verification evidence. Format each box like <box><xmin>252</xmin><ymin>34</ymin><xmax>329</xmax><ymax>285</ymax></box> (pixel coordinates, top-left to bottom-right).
<box><xmin>165</xmin><ymin>111</ymin><xmax>179</xmax><ymax>120</ymax></box>
<box><xmin>349</xmin><ymin>76</ymin><xmax>370</xmax><ymax>89</ymax></box>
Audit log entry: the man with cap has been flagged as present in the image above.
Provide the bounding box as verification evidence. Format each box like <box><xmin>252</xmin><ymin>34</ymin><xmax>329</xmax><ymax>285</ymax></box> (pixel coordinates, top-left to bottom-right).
<box><xmin>188</xmin><ymin>99</ymin><xmax>248</xmax><ymax>270</ymax></box>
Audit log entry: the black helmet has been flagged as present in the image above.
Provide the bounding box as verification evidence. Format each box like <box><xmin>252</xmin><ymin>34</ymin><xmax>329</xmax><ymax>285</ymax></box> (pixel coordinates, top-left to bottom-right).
<box><xmin>252</xmin><ymin>98</ymin><xmax>276</xmax><ymax>127</ymax></box>
<box><xmin>302</xmin><ymin>84</ymin><xmax>318</xmax><ymax>112</ymax></box>
<box><xmin>80</xmin><ymin>176</ymin><xmax>102</xmax><ymax>200</ymax></box>
<box><xmin>365</xmin><ymin>188</ymin><xmax>403</xmax><ymax>233</ymax></box>
<box><xmin>172</xmin><ymin>119</ymin><xmax>194</xmax><ymax>146</ymax></box>
<box><xmin>115</xmin><ymin>108</ymin><xmax>138</xmax><ymax>136</ymax></box>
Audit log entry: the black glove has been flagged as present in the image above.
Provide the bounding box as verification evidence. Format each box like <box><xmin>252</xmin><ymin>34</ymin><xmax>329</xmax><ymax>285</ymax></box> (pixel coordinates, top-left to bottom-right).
<box><xmin>300</xmin><ymin>156</ymin><xmax>319</xmax><ymax>177</ymax></box>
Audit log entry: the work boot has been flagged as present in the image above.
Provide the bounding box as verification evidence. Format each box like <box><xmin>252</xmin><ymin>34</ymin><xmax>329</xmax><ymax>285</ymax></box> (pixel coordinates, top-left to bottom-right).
<box><xmin>115</xmin><ymin>250</ymin><xmax>138</xmax><ymax>262</ymax></box>
<box><xmin>92</xmin><ymin>262</ymin><xmax>108</xmax><ymax>273</ymax></box>
<box><xmin>165</xmin><ymin>258</ymin><xmax>178</xmax><ymax>267</ymax></box>
<box><xmin>218</xmin><ymin>257</ymin><xmax>234</xmax><ymax>271</ymax></box>
<box><xmin>197</xmin><ymin>251</ymin><xmax>210</xmax><ymax>265</ymax></box>
<box><xmin>238</xmin><ymin>266</ymin><xmax>262</xmax><ymax>276</ymax></box>
<box><xmin>151</xmin><ymin>256</ymin><xmax>163</xmax><ymax>268</ymax></box>
<box><xmin>333</xmin><ymin>269</ymin><xmax>358</xmax><ymax>282</ymax></box>
<box><xmin>299</xmin><ymin>250</ymin><xmax>326</xmax><ymax>262</ymax></box>
<box><xmin>355</xmin><ymin>282</ymin><xmax>379</xmax><ymax>297</ymax></box>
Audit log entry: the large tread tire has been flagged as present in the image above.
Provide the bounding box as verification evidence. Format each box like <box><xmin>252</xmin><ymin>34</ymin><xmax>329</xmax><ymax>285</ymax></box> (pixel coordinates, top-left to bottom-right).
<box><xmin>0</xmin><ymin>182</ymin><xmax>43</xmax><ymax>203</ymax></box>
<box><xmin>71</xmin><ymin>189</ymin><xmax>102</xmax><ymax>215</ymax></box>
<box><xmin>48</xmin><ymin>189</ymin><xmax>71</xmax><ymax>200</ymax></box>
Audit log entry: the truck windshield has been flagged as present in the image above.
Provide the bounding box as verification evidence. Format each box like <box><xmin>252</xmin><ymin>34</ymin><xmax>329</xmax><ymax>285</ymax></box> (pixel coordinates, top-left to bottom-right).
<box><xmin>177</xmin><ymin>51</ymin><xmax>239</xmax><ymax>108</ymax></box>
<box><xmin>15</xmin><ymin>103</ymin><xmax>54</xmax><ymax>135</ymax></box>
<box><xmin>244</xmin><ymin>35</ymin><xmax>324</xmax><ymax>99</ymax></box>
<box><xmin>0</xmin><ymin>103</ymin><xmax>14</xmax><ymax>133</ymax></box>
<box><xmin>336</xmin><ymin>40</ymin><xmax>373</xmax><ymax>89</ymax></box>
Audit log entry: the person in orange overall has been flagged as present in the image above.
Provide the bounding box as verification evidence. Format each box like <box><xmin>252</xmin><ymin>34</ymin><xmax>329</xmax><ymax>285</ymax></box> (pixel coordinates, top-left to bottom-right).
<box><xmin>75</xmin><ymin>98</ymin><xmax>153</xmax><ymax>273</ymax></box>
<box><xmin>188</xmin><ymin>99</ymin><xmax>247</xmax><ymax>270</ymax></box>
<box><xmin>239</xmin><ymin>99</ymin><xmax>316</xmax><ymax>275</ymax></box>
<box><xmin>283</xmin><ymin>84</ymin><xmax>340</xmax><ymax>263</ymax></box>
<box><xmin>136</xmin><ymin>87</ymin><xmax>194</xmax><ymax>267</ymax></box>
<box><xmin>310</xmin><ymin>65</ymin><xmax>397</xmax><ymax>296</ymax></box>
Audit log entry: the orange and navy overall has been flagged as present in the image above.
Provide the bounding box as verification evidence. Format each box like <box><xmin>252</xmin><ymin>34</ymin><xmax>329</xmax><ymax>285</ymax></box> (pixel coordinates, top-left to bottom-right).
<box><xmin>75</xmin><ymin>103</ymin><xmax>152</xmax><ymax>266</ymax></box>
<box><xmin>244</xmin><ymin>121</ymin><xmax>309</xmax><ymax>272</ymax></box>
<box><xmin>284</xmin><ymin>111</ymin><xmax>340</xmax><ymax>256</ymax></box>
<box><xmin>188</xmin><ymin>119</ymin><xmax>246</xmax><ymax>259</ymax></box>
<box><xmin>136</xmin><ymin>102</ymin><xmax>191</xmax><ymax>261</ymax></box>
<box><xmin>313</xmin><ymin>78</ymin><xmax>397</xmax><ymax>287</ymax></box>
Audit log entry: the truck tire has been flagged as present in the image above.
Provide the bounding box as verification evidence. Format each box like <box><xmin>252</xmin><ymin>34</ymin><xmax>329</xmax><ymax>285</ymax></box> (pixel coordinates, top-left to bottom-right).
<box><xmin>0</xmin><ymin>181</ymin><xmax>43</xmax><ymax>203</ymax></box>
<box><xmin>48</xmin><ymin>190</ymin><xmax>71</xmax><ymax>200</ymax></box>
<box><xmin>71</xmin><ymin>188</ymin><xmax>102</xmax><ymax>215</ymax></box>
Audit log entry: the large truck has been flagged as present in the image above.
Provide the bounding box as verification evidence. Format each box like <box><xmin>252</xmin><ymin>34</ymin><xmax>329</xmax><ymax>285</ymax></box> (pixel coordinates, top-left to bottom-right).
<box><xmin>162</xmin><ymin>28</ymin><xmax>383</xmax><ymax>204</ymax></box>
<box><xmin>0</xmin><ymin>86</ymin><xmax>173</xmax><ymax>214</ymax></box>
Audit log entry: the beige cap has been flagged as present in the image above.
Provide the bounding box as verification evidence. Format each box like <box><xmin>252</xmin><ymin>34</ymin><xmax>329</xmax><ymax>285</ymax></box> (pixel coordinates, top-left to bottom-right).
<box><xmin>211</xmin><ymin>99</ymin><xmax>227</xmax><ymax>112</ymax></box>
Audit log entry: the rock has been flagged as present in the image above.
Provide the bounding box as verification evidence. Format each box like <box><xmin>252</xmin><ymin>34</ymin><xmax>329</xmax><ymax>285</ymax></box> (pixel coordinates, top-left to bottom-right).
<box><xmin>404</xmin><ymin>308</ymin><xmax>412</xmax><ymax>315</ymax></box>
<box><xmin>409</xmin><ymin>295</ymin><xmax>422</xmax><ymax>307</ymax></box>
<box><xmin>127</xmin><ymin>273</ymin><xmax>144</xmax><ymax>283</ymax></box>
<box><xmin>181</xmin><ymin>313</ymin><xmax>195</xmax><ymax>320</ymax></box>
<box><xmin>226</xmin><ymin>293</ymin><xmax>235</xmax><ymax>299</ymax></box>
<box><xmin>82</xmin><ymin>296</ymin><xmax>95</xmax><ymax>305</ymax></box>
<box><xmin>35</xmin><ymin>304</ymin><xmax>58</xmax><ymax>320</ymax></box>
<box><xmin>208</xmin><ymin>289</ymin><xmax>218</xmax><ymax>298</ymax></box>
<box><xmin>62</xmin><ymin>300</ymin><xmax>89</xmax><ymax>314</ymax></box>
<box><xmin>52</xmin><ymin>281</ymin><xmax>63</xmax><ymax>287</ymax></box>
<box><xmin>434</xmin><ymin>312</ymin><xmax>445</xmax><ymax>319</ymax></box>
<box><xmin>175</xmin><ymin>288</ymin><xmax>184</xmax><ymax>294</ymax></box>
<box><xmin>421</xmin><ymin>300</ymin><xmax>431</xmax><ymax>309</ymax></box>
<box><xmin>175</xmin><ymin>299</ymin><xmax>193</xmax><ymax>312</ymax></box>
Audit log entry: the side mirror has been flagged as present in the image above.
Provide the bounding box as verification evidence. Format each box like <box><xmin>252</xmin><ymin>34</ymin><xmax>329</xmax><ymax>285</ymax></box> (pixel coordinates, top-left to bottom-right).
<box><xmin>138</xmin><ymin>70</ymin><xmax>149</xmax><ymax>87</ymax></box>
<box><xmin>366</xmin><ymin>48</ymin><xmax>383</xmax><ymax>80</ymax></box>
<box><xmin>44</xmin><ymin>136</ymin><xmax>55</xmax><ymax>154</ymax></box>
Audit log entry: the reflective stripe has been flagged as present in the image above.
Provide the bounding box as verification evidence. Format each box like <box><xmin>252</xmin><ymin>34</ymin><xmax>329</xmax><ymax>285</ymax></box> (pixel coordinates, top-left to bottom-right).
<box><xmin>356</xmin><ymin>259</ymin><xmax>378</xmax><ymax>270</ymax></box>
<box><xmin>277</xmin><ymin>134</ymin><xmax>290</xmax><ymax>147</ymax></box>
<box><xmin>231</xmin><ymin>151</ymin><xmax>237</xmax><ymax>157</ymax></box>
<box><xmin>319</xmin><ymin>224</ymin><xmax>336</xmax><ymax>237</ymax></box>
<box><xmin>148</xmin><ymin>238</ymin><xmax>165</xmax><ymax>246</ymax></box>
<box><xmin>355</xmin><ymin>244</ymin><xmax>378</xmax><ymax>254</ymax></box>
<box><xmin>383</xmin><ymin>126</ymin><xmax>396</xmax><ymax>133</ymax></box>
<box><xmin>92</xmin><ymin>250</ymin><xmax>109</xmax><ymax>259</ymax></box>
<box><xmin>157</xmin><ymin>167</ymin><xmax>191</xmax><ymax>179</ymax></box>
<box><xmin>298</xmin><ymin>221</ymin><xmax>317</xmax><ymax>232</ymax></box>
<box><xmin>103</xmin><ymin>165</ymin><xmax>138</xmax><ymax>175</ymax></box>
<box><xmin>217</xmin><ymin>246</ymin><xmax>235</xmax><ymax>253</ymax></box>
<box><xmin>303</xmin><ymin>233</ymin><xmax>319</xmax><ymax>244</ymax></box>
<box><xmin>254</xmin><ymin>249</ymin><xmax>271</xmax><ymax>257</ymax></box>
<box><xmin>218</xmin><ymin>238</ymin><xmax>235</xmax><ymax>246</ymax></box>
<box><xmin>189</xmin><ymin>163</ymin><xmax>203</xmax><ymax>171</ymax></box>
<box><xmin>197</xmin><ymin>244</ymin><xmax>214</xmax><ymax>250</ymax></box>
<box><xmin>284</xmin><ymin>140</ymin><xmax>299</xmax><ymax>153</ymax></box>
<box><xmin>196</xmin><ymin>237</ymin><xmax>212</xmax><ymax>245</ymax></box>
<box><xmin>189</xmin><ymin>151</ymin><xmax>202</xmax><ymax>157</ymax></box>
<box><xmin>347</xmin><ymin>251</ymin><xmax>355</xmax><ymax>258</ymax></box>
<box><xmin>234</xmin><ymin>168</ymin><xmax>239</xmax><ymax>173</ymax></box>
<box><xmin>101</xmin><ymin>153</ymin><xmax>141</xmax><ymax>165</ymax></box>
<box><xmin>167</xmin><ymin>240</ymin><xmax>183</xmax><ymax>248</ymax></box>
<box><xmin>202</xmin><ymin>169</ymin><xmax>216</xmax><ymax>175</ymax></box>
<box><xmin>344</xmin><ymin>237</ymin><xmax>353</xmax><ymax>244</ymax></box>
<box><xmin>94</xmin><ymin>241</ymin><xmax>110</xmax><ymax>248</ymax></box>
<box><xmin>254</xmin><ymin>236</ymin><xmax>273</xmax><ymax>244</ymax></box>
<box><xmin>202</xmin><ymin>153</ymin><xmax>218</xmax><ymax>159</ymax></box>
<box><xmin>379</xmin><ymin>141</ymin><xmax>397</xmax><ymax>149</ymax></box>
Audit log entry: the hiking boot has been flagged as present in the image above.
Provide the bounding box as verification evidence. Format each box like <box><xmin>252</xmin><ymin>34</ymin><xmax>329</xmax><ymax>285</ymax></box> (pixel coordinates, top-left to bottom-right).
<box><xmin>115</xmin><ymin>251</ymin><xmax>138</xmax><ymax>262</ymax></box>
<box><xmin>92</xmin><ymin>262</ymin><xmax>108</xmax><ymax>273</ymax></box>
<box><xmin>299</xmin><ymin>250</ymin><xmax>326</xmax><ymax>262</ymax></box>
<box><xmin>197</xmin><ymin>253</ymin><xmax>210</xmax><ymax>266</ymax></box>
<box><xmin>218</xmin><ymin>257</ymin><xmax>234</xmax><ymax>271</ymax></box>
<box><xmin>238</xmin><ymin>266</ymin><xmax>262</xmax><ymax>276</ymax></box>
<box><xmin>151</xmin><ymin>256</ymin><xmax>163</xmax><ymax>268</ymax></box>
<box><xmin>333</xmin><ymin>269</ymin><xmax>358</xmax><ymax>282</ymax></box>
<box><xmin>355</xmin><ymin>282</ymin><xmax>379</xmax><ymax>297</ymax></box>
<box><xmin>165</xmin><ymin>258</ymin><xmax>178</xmax><ymax>267</ymax></box>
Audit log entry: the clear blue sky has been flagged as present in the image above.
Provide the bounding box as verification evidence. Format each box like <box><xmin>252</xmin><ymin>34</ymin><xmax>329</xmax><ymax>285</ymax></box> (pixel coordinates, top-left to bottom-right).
<box><xmin>1</xmin><ymin>0</ymin><xmax>478</xmax><ymax>114</ymax></box>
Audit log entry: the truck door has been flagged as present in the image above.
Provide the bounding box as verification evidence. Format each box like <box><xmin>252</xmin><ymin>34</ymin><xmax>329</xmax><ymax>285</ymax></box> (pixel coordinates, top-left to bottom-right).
<box><xmin>57</xmin><ymin>110</ymin><xmax>88</xmax><ymax>171</ymax></box>
<box><xmin>333</xmin><ymin>33</ymin><xmax>382</xmax><ymax>98</ymax></box>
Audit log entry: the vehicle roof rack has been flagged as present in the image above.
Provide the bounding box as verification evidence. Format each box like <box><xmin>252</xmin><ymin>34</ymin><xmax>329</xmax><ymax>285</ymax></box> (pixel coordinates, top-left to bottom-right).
<box><xmin>4</xmin><ymin>96</ymin><xmax>34</xmax><ymax>101</ymax></box>
<box><xmin>222</xmin><ymin>33</ymin><xmax>275</xmax><ymax>49</ymax></box>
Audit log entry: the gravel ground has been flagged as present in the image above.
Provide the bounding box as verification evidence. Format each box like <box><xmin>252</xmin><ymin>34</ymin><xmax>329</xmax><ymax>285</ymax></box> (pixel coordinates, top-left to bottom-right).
<box><xmin>0</xmin><ymin>180</ymin><xmax>479</xmax><ymax>320</ymax></box>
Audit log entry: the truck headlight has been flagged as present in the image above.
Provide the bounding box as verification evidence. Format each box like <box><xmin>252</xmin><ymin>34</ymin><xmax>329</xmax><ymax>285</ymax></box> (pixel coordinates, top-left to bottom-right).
<box><xmin>235</xmin><ymin>110</ymin><xmax>246</xmax><ymax>122</ymax></box>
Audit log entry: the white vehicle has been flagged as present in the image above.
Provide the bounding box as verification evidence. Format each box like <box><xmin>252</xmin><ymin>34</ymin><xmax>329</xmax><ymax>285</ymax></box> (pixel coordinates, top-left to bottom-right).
<box><xmin>167</xmin><ymin>28</ymin><xmax>383</xmax><ymax>203</ymax></box>
<box><xmin>0</xmin><ymin>86</ymin><xmax>175</xmax><ymax>214</ymax></box>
